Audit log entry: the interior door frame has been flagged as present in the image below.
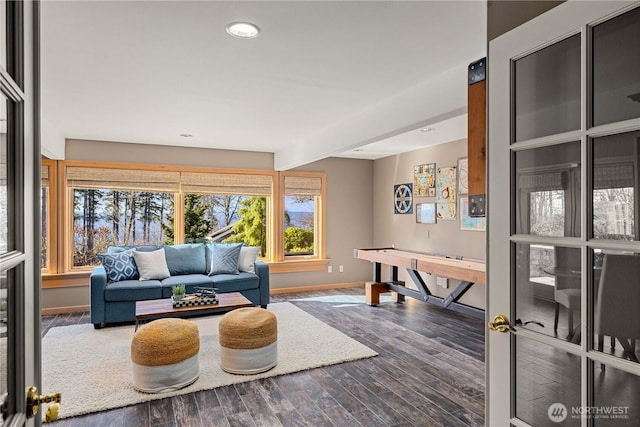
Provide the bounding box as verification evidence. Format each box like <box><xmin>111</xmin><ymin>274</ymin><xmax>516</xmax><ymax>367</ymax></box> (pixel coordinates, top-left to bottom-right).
<box><xmin>487</xmin><ymin>1</ymin><xmax>640</xmax><ymax>425</ymax></box>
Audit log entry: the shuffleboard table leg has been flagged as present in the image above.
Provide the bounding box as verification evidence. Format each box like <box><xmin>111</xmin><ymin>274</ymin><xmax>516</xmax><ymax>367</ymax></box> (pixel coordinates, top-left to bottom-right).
<box><xmin>391</xmin><ymin>280</ymin><xmax>406</xmax><ymax>303</ymax></box>
<box><xmin>365</xmin><ymin>281</ymin><xmax>387</xmax><ymax>306</ymax></box>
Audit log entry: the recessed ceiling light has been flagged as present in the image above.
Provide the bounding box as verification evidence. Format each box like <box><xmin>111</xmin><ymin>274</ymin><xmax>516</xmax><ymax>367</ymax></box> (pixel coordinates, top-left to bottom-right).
<box><xmin>179</xmin><ymin>133</ymin><xmax>193</xmax><ymax>138</ymax></box>
<box><xmin>420</xmin><ymin>127</ymin><xmax>435</xmax><ymax>133</ymax></box>
<box><xmin>353</xmin><ymin>148</ymin><xmax>364</xmax><ymax>152</ymax></box>
<box><xmin>226</xmin><ymin>22</ymin><xmax>260</xmax><ymax>39</ymax></box>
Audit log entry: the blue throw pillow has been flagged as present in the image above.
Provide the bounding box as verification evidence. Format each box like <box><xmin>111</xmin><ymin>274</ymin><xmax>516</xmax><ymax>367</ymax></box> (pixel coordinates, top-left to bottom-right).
<box><xmin>208</xmin><ymin>243</ymin><xmax>242</xmax><ymax>275</ymax></box>
<box><xmin>97</xmin><ymin>251</ymin><xmax>139</xmax><ymax>282</ymax></box>
<box><xmin>163</xmin><ymin>244</ymin><xmax>207</xmax><ymax>275</ymax></box>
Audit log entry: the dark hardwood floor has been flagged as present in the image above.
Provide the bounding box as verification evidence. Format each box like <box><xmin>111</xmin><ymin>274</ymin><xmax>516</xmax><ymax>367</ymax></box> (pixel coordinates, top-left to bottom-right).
<box><xmin>42</xmin><ymin>287</ymin><xmax>486</xmax><ymax>427</ymax></box>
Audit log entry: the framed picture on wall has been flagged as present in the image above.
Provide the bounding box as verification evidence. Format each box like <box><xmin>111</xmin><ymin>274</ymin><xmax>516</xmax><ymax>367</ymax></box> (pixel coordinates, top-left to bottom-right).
<box><xmin>457</xmin><ymin>157</ymin><xmax>468</xmax><ymax>195</ymax></box>
<box><xmin>460</xmin><ymin>196</ymin><xmax>486</xmax><ymax>231</ymax></box>
<box><xmin>413</xmin><ymin>163</ymin><xmax>436</xmax><ymax>197</ymax></box>
<box><xmin>436</xmin><ymin>166</ymin><xmax>457</xmax><ymax>220</ymax></box>
<box><xmin>416</xmin><ymin>203</ymin><xmax>436</xmax><ymax>224</ymax></box>
<box><xmin>394</xmin><ymin>183</ymin><xmax>413</xmax><ymax>214</ymax></box>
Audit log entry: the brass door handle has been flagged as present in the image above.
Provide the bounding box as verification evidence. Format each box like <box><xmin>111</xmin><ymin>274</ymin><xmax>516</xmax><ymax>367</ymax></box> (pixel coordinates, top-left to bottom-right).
<box><xmin>488</xmin><ymin>314</ymin><xmax>511</xmax><ymax>332</ymax></box>
<box><xmin>26</xmin><ymin>386</ymin><xmax>61</xmax><ymax>421</ymax></box>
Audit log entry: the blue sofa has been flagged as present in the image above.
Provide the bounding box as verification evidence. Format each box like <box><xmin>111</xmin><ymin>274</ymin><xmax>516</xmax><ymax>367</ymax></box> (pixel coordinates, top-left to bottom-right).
<box><xmin>90</xmin><ymin>243</ymin><xmax>269</xmax><ymax>328</ymax></box>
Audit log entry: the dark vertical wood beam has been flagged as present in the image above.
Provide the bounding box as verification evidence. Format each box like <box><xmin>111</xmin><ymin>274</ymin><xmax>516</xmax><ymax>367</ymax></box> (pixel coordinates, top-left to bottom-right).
<box><xmin>468</xmin><ymin>80</ymin><xmax>486</xmax><ymax>197</ymax></box>
<box><xmin>468</xmin><ymin>58</ymin><xmax>487</xmax><ymax>217</ymax></box>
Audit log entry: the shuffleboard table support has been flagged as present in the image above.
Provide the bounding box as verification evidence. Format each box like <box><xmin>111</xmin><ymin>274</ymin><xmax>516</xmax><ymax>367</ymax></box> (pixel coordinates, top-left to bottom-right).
<box><xmin>356</xmin><ymin>248</ymin><xmax>485</xmax><ymax>319</ymax></box>
<box><xmin>406</xmin><ymin>268</ymin><xmax>432</xmax><ymax>299</ymax></box>
<box><xmin>390</xmin><ymin>272</ymin><xmax>483</xmax><ymax>319</ymax></box>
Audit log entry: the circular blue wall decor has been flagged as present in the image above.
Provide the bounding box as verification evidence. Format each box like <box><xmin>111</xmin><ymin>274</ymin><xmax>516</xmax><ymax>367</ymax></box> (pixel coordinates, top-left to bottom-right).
<box><xmin>394</xmin><ymin>183</ymin><xmax>413</xmax><ymax>214</ymax></box>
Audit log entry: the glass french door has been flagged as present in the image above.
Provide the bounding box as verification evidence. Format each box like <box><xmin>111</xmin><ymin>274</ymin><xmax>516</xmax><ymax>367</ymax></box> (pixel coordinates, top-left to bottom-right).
<box><xmin>488</xmin><ymin>2</ymin><xmax>640</xmax><ymax>426</ymax></box>
<box><xmin>1</xmin><ymin>1</ymin><xmax>42</xmax><ymax>426</ymax></box>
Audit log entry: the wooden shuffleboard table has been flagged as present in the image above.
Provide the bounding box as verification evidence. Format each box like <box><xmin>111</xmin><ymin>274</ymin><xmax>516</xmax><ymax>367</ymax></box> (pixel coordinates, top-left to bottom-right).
<box><xmin>354</xmin><ymin>247</ymin><xmax>485</xmax><ymax>319</ymax></box>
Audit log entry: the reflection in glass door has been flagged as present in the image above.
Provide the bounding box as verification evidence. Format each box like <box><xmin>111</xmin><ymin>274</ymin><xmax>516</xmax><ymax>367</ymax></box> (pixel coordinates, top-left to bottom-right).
<box><xmin>512</xmin><ymin>30</ymin><xmax>584</xmax><ymax>426</ymax></box>
<box><xmin>488</xmin><ymin>2</ymin><xmax>640</xmax><ymax>426</ymax></box>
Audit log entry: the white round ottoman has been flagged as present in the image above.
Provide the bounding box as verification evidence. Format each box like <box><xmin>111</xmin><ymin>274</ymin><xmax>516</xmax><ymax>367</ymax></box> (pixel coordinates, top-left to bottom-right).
<box><xmin>131</xmin><ymin>318</ymin><xmax>200</xmax><ymax>393</ymax></box>
<box><xmin>219</xmin><ymin>307</ymin><xmax>277</xmax><ymax>374</ymax></box>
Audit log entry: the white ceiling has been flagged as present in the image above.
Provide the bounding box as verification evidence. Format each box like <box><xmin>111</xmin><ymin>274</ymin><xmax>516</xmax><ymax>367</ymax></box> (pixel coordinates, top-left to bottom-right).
<box><xmin>41</xmin><ymin>0</ymin><xmax>486</xmax><ymax>170</ymax></box>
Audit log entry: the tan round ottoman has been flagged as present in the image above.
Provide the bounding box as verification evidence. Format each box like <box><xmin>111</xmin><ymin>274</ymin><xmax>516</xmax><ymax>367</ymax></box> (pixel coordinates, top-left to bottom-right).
<box><xmin>219</xmin><ymin>307</ymin><xmax>277</xmax><ymax>374</ymax></box>
<box><xmin>131</xmin><ymin>318</ymin><xmax>200</xmax><ymax>393</ymax></box>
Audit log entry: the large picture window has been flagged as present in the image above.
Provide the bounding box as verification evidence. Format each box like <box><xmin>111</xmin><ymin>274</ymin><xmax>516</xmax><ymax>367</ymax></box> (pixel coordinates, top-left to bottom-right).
<box><xmin>281</xmin><ymin>173</ymin><xmax>324</xmax><ymax>260</ymax></box>
<box><xmin>183</xmin><ymin>194</ymin><xmax>269</xmax><ymax>258</ymax></box>
<box><xmin>179</xmin><ymin>170</ymin><xmax>272</xmax><ymax>257</ymax></box>
<box><xmin>41</xmin><ymin>161</ymin><xmax>326</xmax><ymax>279</ymax></box>
<box><xmin>66</xmin><ymin>165</ymin><xmax>180</xmax><ymax>268</ymax></box>
<box><xmin>72</xmin><ymin>189</ymin><xmax>174</xmax><ymax>267</ymax></box>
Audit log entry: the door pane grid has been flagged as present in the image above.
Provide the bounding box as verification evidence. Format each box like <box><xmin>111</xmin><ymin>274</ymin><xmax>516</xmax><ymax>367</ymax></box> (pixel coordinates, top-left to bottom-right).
<box><xmin>509</xmin><ymin>6</ymin><xmax>640</xmax><ymax>425</ymax></box>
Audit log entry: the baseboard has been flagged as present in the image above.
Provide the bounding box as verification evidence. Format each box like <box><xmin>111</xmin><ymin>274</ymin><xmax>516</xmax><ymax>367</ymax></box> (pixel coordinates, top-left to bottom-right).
<box><xmin>42</xmin><ymin>305</ymin><xmax>89</xmax><ymax>315</ymax></box>
<box><xmin>270</xmin><ymin>282</ymin><xmax>364</xmax><ymax>294</ymax></box>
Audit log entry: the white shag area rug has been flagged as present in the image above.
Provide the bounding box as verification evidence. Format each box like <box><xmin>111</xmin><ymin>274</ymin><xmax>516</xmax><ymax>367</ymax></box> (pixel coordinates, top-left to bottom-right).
<box><xmin>42</xmin><ymin>302</ymin><xmax>377</xmax><ymax>420</ymax></box>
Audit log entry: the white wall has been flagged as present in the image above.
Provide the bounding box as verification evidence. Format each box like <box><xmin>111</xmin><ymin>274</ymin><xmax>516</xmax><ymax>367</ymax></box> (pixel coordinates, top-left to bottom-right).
<box><xmin>373</xmin><ymin>138</ymin><xmax>486</xmax><ymax>309</ymax></box>
<box><xmin>41</xmin><ymin>117</ymin><xmax>66</xmax><ymax>159</ymax></box>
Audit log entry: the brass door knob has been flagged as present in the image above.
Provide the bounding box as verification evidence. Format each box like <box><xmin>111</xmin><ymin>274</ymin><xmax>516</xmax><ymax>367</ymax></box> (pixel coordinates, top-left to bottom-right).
<box><xmin>488</xmin><ymin>314</ymin><xmax>511</xmax><ymax>332</ymax></box>
<box><xmin>26</xmin><ymin>386</ymin><xmax>61</xmax><ymax>420</ymax></box>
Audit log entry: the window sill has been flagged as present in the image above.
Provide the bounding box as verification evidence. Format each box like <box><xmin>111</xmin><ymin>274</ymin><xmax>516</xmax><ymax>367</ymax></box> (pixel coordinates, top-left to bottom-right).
<box><xmin>42</xmin><ymin>270</ymin><xmax>92</xmax><ymax>288</ymax></box>
<box><xmin>268</xmin><ymin>259</ymin><xmax>329</xmax><ymax>273</ymax></box>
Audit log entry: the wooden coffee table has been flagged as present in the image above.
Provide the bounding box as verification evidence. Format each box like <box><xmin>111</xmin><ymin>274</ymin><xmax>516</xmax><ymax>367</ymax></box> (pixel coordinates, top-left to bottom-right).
<box><xmin>135</xmin><ymin>292</ymin><xmax>253</xmax><ymax>331</ymax></box>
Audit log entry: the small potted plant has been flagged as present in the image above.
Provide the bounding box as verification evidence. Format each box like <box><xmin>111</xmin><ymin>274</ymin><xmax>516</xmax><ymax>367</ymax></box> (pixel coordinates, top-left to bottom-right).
<box><xmin>172</xmin><ymin>284</ymin><xmax>186</xmax><ymax>301</ymax></box>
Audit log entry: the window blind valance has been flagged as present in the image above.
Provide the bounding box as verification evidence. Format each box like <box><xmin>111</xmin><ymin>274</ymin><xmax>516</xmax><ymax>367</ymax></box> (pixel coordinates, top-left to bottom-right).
<box><xmin>518</xmin><ymin>171</ymin><xmax>565</xmax><ymax>193</ymax></box>
<box><xmin>66</xmin><ymin>167</ymin><xmax>181</xmax><ymax>192</ymax></box>
<box><xmin>66</xmin><ymin>166</ymin><xmax>286</xmax><ymax>196</ymax></box>
<box><xmin>593</xmin><ymin>163</ymin><xmax>635</xmax><ymax>190</ymax></box>
<box><xmin>180</xmin><ymin>172</ymin><xmax>272</xmax><ymax>196</ymax></box>
<box><xmin>284</xmin><ymin>175</ymin><xmax>322</xmax><ymax>196</ymax></box>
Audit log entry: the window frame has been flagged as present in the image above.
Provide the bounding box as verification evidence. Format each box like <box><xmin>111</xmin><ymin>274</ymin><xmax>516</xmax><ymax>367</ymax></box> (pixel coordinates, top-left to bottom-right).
<box><xmin>41</xmin><ymin>160</ymin><xmax>328</xmax><ymax>285</ymax></box>
<box><xmin>40</xmin><ymin>158</ymin><xmax>56</xmax><ymax>273</ymax></box>
<box><xmin>270</xmin><ymin>171</ymin><xmax>327</xmax><ymax>273</ymax></box>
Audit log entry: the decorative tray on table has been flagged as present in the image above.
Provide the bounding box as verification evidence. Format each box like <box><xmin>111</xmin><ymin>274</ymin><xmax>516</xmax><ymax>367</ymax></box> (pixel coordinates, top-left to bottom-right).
<box><xmin>172</xmin><ymin>289</ymin><xmax>219</xmax><ymax>308</ymax></box>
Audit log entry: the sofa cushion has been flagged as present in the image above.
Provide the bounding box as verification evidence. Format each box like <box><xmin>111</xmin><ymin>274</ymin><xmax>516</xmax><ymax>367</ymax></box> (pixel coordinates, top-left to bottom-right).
<box><xmin>97</xmin><ymin>251</ymin><xmax>139</xmax><ymax>283</ymax></box>
<box><xmin>161</xmin><ymin>274</ymin><xmax>216</xmax><ymax>298</ymax></box>
<box><xmin>211</xmin><ymin>272</ymin><xmax>259</xmax><ymax>293</ymax></box>
<box><xmin>238</xmin><ymin>246</ymin><xmax>261</xmax><ymax>273</ymax></box>
<box><xmin>164</xmin><ymin>244</ymin><xmax>207</xmax><ymax>275</ymax></box>
<box><xmin>133</xmin><ymin>249</ymin><xmax>171</xmax><ymax>280</ymax></box>
<box><xmin>208</xmin><ymin>243</ymin><xmax>242</xmax><ymax>275</ymax></box>
<box><xmin>104</xmin><ymin>279</ymin><xmax>163</xmax><ymax>302</ymax></box>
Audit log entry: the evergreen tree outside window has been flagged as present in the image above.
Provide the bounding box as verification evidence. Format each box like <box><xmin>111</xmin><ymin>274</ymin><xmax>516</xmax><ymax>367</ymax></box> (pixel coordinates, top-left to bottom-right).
<box><xmin>73</xmin><ymin>189</ymin><xmax>174</xmax><ymax>266</ymax></box>
<box><xmin>179</xmin><ymin>194</ymin><xmax>266</xmax><ymax>248</ymax></box>
<box><xmin>220</xmin><ymin>196</ymin><xmax>268</xmax><ymax>257</ymax></box>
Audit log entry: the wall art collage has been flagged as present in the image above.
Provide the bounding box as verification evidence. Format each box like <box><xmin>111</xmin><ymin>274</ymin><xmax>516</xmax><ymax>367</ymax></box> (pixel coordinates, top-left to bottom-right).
<box><xmin>394</xmin><ymin>157</ymin><xmax>485</xmax><ymax>231</ymax></box>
